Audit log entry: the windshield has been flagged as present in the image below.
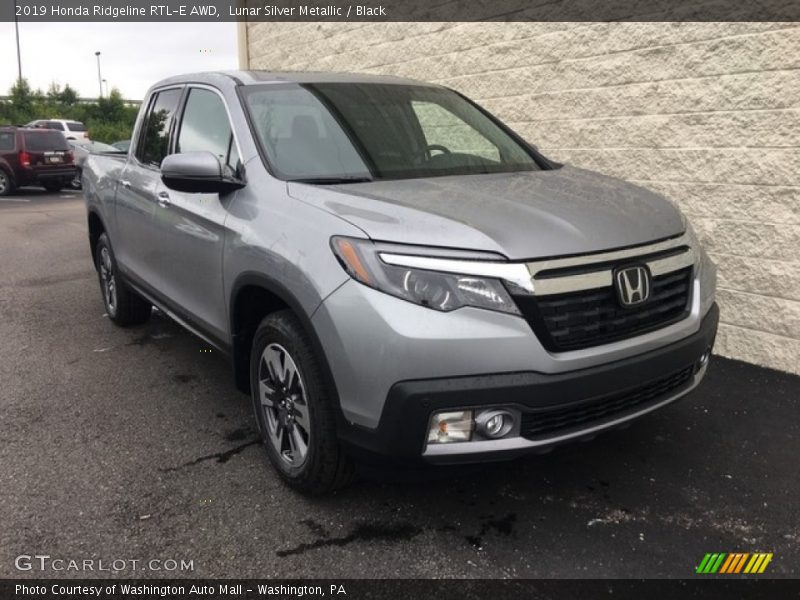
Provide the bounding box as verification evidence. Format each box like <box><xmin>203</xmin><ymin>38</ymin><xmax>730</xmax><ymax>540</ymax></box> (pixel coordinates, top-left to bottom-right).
<box><xmin>242</xmin><ymin>83</ymin><xmax>541</xmax><ymax>181</ymax></box>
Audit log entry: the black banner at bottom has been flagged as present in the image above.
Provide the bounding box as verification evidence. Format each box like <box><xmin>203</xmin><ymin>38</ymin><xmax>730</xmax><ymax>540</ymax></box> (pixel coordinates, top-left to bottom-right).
<box><xmin>3</xmin><ymin>579</ymin><xmax>799</xmax><ymax>600</ymax></box>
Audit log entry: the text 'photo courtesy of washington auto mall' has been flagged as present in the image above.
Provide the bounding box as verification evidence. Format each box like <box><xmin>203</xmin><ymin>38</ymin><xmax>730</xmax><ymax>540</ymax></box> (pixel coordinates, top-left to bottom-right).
<box><xmin>0</xmin><ymin>0</ymin><xmax>799</xmax><ymax>598</ymax></box>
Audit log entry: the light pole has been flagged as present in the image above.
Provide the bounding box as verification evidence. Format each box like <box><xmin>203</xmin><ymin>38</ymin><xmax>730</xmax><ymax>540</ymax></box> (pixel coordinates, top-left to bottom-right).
<box><xmin>14</xmin><ymin>0</ymin><xmax>23</xmax><ymax>83</ymax></box>
<box><xmin>95</xmin><ymin>51</ymin><xmax>103</xmax><ymax>98</ymax></box>
<box><xmin>102</xmin><ymin>79</ymin><xmax>108</xmax><ymax>97</ymax></box>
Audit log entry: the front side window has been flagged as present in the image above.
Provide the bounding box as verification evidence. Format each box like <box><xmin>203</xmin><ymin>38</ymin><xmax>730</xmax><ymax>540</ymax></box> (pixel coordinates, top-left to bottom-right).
<box><xmin>176</xmin><ymin>88</ymin><xmax>239</xmax><ymax>173</ymax></box>
<box><xmin>137</xmin><ymin>88</ymin><xmax>181</xmax><ymax>167</ymax></box>
<box><xmin>44</xmin><ymin>121</ymin><xmax>65</xmax><ymax>131</ymax></box>
<box><xmin>242</xmin><ymin>82</ymin><xmax>540</xmax><ymax>181</ymax></box>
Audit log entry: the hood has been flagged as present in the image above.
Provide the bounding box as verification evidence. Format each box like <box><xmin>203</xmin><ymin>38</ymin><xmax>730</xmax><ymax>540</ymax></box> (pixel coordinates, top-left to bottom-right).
<box><xmin>287</xmin><ymin>166</ymin><xmax>685</xmax><ymax>260</ymax></box>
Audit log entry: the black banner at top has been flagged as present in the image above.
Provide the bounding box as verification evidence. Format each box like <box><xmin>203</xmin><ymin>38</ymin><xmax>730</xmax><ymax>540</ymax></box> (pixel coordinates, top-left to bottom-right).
<box><xmin>2</xmin><ymin>0</ymin><xmax>799</xmax><ymax>22</ymax></box>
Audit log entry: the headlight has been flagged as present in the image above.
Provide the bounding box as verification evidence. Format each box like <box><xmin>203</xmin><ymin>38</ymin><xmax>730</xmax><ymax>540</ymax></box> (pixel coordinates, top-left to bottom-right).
<box><xmin>331</xmin><ymin>236</ymin><xmax>521</xmax><ymax>314</ymax></box>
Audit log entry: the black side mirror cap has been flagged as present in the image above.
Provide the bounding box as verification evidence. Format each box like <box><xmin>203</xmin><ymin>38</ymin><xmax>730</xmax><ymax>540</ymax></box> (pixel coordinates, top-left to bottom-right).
<box><xmin>161</xmin><ymin>151</ymin><xmax>245</xmax><ymax>194</ymax></box>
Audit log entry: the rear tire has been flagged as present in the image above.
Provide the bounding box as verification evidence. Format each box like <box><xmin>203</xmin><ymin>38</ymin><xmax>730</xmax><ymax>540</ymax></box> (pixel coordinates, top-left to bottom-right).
<box><xmin>0</xmin><ymin>170</ymin><xmax>13</xmax><ymax>196</ymax></box>
<box><xmin>250</xmin><ymin>310</ymin><xmax>354</xmax><ymax>495</ymax></box>
<box><xmin>95</xmin><ymin>233</ymin><xmax>152</xmax><ymax>326</ymax></box>
<box><xmin>70</xmin><ymin>168</ymin><xmax>82</xmax><ymax>190</ymax></box>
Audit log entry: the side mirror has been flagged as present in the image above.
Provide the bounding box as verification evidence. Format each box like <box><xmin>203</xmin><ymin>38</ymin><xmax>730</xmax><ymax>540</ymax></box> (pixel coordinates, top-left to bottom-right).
<box><xmin>161</xmin><ymin>151</ymin><xmax>244</xmax><ymax>194</ymax></box>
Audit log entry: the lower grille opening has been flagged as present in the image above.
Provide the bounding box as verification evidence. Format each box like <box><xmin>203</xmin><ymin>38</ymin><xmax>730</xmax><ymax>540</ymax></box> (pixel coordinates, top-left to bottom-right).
<box><xmin>519</xmin><ymin>365</ymin><xmax>694</xmax><ymax>440</ymax></box>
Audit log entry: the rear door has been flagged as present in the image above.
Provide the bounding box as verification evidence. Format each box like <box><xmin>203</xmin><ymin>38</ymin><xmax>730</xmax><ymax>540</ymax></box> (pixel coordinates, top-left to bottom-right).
<box><xmin>152</xmin><ymin>86</ymin><xmax>241</xmax><ymax>342</ymax></box>
<box><xmin>114</xmin><ymin>87</ymin><xmax>183</xmax><ymax>291</ymax></box>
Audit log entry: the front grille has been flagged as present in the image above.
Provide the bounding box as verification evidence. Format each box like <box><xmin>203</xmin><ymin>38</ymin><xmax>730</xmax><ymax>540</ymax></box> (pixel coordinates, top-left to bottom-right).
<box><xmin>514</xmin><ymin>266</ymin><xmax>693</xmax><ymax>352</ymax></box>
<box><xmin>519</xmin><ymin>365</ymin><xmax>694</xmax><ymax>440</ymax></box>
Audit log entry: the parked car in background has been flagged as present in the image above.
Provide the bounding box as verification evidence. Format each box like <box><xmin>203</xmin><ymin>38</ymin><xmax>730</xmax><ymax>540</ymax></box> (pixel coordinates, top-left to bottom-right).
<box><xmin>0</xmin><ymin>126</ymin><xmax>76</xmax><ymax>195</ymax></box>
<box><xmin>111</xmin><ymin>140</ymin><xmax>131</xmax><ymax>153</ymax></box>
<box><xmin>26</xmin><ymin>119</ymin><xmax>90</xmax><ymax>141</ymax></box>
<box><xmin>83</xmin><ymin>71</ymin><xmax>718</xmax><ymax>494</ymax></box>
<box><xmin>68</xmin><ymin>139</ymin><xmax>123</xmax><ymax>189</ymax></box>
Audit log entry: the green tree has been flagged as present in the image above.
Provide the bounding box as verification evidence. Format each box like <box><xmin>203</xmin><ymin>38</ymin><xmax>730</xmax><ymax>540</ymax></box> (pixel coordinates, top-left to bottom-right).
<box><xmin>97</xmin><ymin>88</ymin><xmax>125</xmax><ymax>122</ymax></box>
<box><xmin>1</xmin><ymin>80</ymin><xmax>137</xmax><ymax>143</ymax></box>
<box><xmin>47</xmin><ymin>82</ymin><xmax>62</xmax><ymax>102</ymax></box>
<box><xmin>9</xmin><ymin>78</ymin><xmax>34</xmax><ymax>114</ymax></box>
<box><xmin>59</xmin><ymin>84</ymin><xmax>78</xmax><ymax>106</ymax></box>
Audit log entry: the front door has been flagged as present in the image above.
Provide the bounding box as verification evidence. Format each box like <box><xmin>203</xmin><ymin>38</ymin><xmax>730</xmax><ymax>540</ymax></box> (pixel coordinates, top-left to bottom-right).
<box><xmin>151</xmin><ymin>86</ymin><xmax>242</xmax><ymax>343</ymax></box>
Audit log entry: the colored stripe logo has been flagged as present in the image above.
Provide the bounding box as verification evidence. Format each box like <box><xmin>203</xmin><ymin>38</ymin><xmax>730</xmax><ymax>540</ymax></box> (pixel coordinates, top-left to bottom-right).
<box><xmin>696</xmin><ymin>553</ymin><xmax>773</xmax><ymax>574</ymax></box>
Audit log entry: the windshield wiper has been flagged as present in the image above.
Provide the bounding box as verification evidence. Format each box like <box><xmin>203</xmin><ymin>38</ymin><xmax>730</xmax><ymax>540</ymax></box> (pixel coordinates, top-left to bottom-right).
<box><xmin>288</xmin><ymin>176</ymin><xmax>373</xmax><ymax>185</ymax></box>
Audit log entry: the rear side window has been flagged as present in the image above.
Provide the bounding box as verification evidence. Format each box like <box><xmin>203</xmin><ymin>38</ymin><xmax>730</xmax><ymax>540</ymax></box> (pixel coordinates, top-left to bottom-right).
<box><xmin>0</xmin><ymin>132</ymin><xmax>14</xmax><ymax>150</ymax></box>
<box><xmin>66</xmin><ymin>121</ymin><xmax>87</xmax><ymax>132</ymax></box>
<box><xmin>137</xmin><ymin>88</ymin><xmax>182</xmax><ymax>167</ymax></box>
<box><xmin>23</xmin><ymin>131</ymin><xmax>70</xmax><ymax>151</ymax></box>
<box><xmin>176</xmin><ymin>88</ymin><xmax>239</xmax><ymax>172</ymax></box>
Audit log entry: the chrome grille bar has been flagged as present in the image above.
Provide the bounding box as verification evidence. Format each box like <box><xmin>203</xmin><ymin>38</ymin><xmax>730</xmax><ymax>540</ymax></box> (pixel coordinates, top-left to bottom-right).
<box><xmin>379</xmin><ymin>232</ymin><xmax>695</xmax><ymax>297</ymax></box>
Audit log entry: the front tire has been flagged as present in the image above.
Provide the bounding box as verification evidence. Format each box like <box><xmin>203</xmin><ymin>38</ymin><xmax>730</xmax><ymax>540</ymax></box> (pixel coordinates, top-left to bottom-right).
<box><xmin>250</xmin><ymin>310</ymin><xmax>353</xmax><ymax>495</ymax></box>
<box><xmin>95</xmin><ymin>233</ymin><xmax>152</xmax><ymax>326</ymax></box>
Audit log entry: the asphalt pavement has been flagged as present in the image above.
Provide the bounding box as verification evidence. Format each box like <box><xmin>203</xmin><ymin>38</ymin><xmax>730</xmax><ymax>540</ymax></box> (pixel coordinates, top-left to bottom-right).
<box><xmin>1</xmin><ymin>189</ymin><xmax>798</xmax><ymax>579</ymax></box>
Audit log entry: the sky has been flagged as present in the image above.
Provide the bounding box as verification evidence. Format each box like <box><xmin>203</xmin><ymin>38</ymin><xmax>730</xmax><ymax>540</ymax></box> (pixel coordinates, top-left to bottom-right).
<box><xmin>0</xmin><ymin>22</ymin><xmax>239</xmax><ymax>100</ymax></box>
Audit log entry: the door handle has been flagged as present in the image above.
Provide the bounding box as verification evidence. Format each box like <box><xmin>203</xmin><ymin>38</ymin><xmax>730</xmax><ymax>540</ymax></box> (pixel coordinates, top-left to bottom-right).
<box><xmin>157</xmin><ymin>191</ymin><xmax>171</xmax><ymax>207</ymax></box>
<box><xmin>119</xmin><ymin>179</ymin><xmax>131</xmax><ymax>189</ymax></box>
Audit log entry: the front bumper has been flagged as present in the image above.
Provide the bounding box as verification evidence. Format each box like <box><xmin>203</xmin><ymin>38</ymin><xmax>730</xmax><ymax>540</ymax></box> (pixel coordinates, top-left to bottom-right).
<box><xmin>338</xmin><ymin>303</ymin><xmax>718</xmax><ymax>463</ymax></box>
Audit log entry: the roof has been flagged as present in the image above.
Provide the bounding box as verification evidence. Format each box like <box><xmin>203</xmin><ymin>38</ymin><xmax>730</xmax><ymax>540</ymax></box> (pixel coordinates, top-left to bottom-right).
<box><xmin>0</xmin><ymin>125</ymin><xmax>58</xmax><ymax>131</ymax></box>
<box><xmin>29</xmin><ymin>118</ymin><xmax>83</xmax><ymax>123</ymax></box>
<box><xmin>151</xmin><ymin>70</ymin><xmax>438</xmax><ymax>90</ymax></box>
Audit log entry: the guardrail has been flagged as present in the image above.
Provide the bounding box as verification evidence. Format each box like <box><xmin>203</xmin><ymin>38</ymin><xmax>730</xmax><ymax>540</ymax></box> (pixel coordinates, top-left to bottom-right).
<box><xmin>0</xmin><ymin>96</ymin><xmax>142</xmax><ymax>107</ymax></box>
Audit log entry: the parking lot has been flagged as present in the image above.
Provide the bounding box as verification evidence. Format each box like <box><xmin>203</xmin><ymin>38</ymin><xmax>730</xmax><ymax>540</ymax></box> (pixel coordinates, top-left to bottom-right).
<box><xmin>1</xmin><ymin>189</ymin><xmax>798</xmax><ymax>578</ymax></box>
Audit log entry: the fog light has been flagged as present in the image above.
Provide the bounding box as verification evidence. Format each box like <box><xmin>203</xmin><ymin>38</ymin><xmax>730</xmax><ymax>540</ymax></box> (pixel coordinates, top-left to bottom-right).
<box><xmin>475</xmin><ymin>409</ymin><xmax>514</xmax><ymax>439</ymax></box>
<box><xmin>698</xmin><ymin>348</ymin><xmax>711</xmax><ymax>369</ymax></box>
<box><xmin>427</xmin><ymin>410</ymin><xmax>473</xmax><ymax>444</ymax></box>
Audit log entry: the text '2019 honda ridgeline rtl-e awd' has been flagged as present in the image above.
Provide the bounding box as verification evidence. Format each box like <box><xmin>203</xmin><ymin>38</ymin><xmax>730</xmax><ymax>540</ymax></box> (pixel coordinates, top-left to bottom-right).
<box><xmin>83</xmin><ymin>71</ymin><xmax>718</xmax><ymax>494</ymax></box>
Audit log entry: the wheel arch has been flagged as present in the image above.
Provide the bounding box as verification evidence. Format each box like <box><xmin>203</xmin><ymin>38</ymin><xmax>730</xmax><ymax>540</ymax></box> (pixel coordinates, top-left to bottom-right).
<box><xmin>0</xmin><ymin>161</ymin><xmax>15</xmax><ymax>186</ymax></box>
<box><xmin>87</xmin><ymin>210</ymin><xmax>106</xmax><ymax>269</ymax></box>
<box><xmin>229</xmin><ymin>272</ymin><xmax>342</xmax><ymax>416</ymax></box>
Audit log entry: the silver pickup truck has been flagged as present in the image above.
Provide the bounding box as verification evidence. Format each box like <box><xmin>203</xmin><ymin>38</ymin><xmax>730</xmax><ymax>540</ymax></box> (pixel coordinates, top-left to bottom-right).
<box><xmin>83</xmin><ymin>71</ymin><xmax>718</xmax><ymax>494</ymax></box>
